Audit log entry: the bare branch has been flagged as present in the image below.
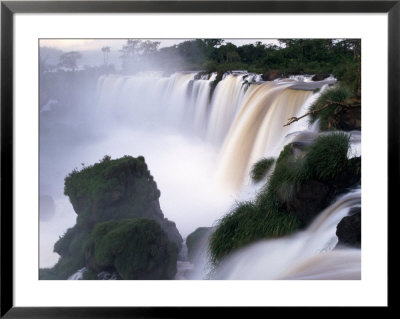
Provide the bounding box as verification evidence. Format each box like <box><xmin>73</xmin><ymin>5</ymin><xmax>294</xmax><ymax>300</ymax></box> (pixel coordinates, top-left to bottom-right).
<box><xmin>283</xmin><ymin>100</ymin><xmax>361</xmax><ymax>127</ymax></box>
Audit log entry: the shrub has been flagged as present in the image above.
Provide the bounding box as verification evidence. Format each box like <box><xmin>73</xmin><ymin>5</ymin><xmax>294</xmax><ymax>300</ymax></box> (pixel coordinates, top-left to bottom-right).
<box><xmin>309</xmin><ymin>86</ymin><xmax>352</xmax><ymax>130</ymax></box>
<box><xmin>303</xmin><ymin>132</ymin><xmax>350</xmax><ymax>182</ymax></box>
<box><xmin>250</xmin><ymin>158</ymin><xmax>275</xmax><ymax>182</ymax></box>
<box><xmin>91</xmin><ymin>218</ymin><xmax>178</xmax><ymax>280</ymax></box>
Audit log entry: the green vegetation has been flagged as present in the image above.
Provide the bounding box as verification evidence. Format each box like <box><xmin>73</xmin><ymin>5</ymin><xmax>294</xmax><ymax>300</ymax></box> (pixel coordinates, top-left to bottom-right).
<box><xmin>153</xmin><ymin>38</ymin><xmax>360</xmax><ymax>95</ymax></box>
<box><xmin>40</xmin><ymin>155</ymin><xmax>182</xmax><ymax>280</ymax></box>
<box><xmin>209</xmin><ymin>200</ymin><xmax>301</xmax><ymax>264</ymax></box>
<box><xmin>309</xmin><ymin>87</ymin><xmax>353</xmax><ymax>130</ymax></box>
<box><xmin>304</xmin><ymin>133</ymin><xmax>350</xmax><ymax>182</ymax></box>
<box><xmin>64</xmin><ymin>155</ymin><xmax>161</xmax><ymax>229</ymax></box>
<box><xmin>250</xmin><ymin>158</ymin><xmax>275</xmax><ymax>183</ymax></box>
<box><xmin>90</xmin><ymin>219</ymin><xmax>178</xmax><ymax>280</ymax></box>
<box><xmin>210</xmin><ymin>132</ymin><xmax>355</xmax><ymax>264</ymax></box>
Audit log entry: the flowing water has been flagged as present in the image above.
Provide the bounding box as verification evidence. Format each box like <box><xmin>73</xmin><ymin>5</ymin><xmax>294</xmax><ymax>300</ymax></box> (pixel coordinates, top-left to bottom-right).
<box><xmin>212</xmin><ymin>188</ymin><xmax>361</xmax><ymax>280</ymax></box>
<box><xmin>41</xmin><ymin>71</ymin><xmax>360</xmax><ymax>280</ymax></box>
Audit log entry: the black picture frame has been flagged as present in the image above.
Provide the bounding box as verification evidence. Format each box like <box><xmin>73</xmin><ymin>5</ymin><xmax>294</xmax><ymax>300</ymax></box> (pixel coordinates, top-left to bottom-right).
<box><xmin>1</xmin><ymin>0</ymin><xmax>395</xmax><ymax>317</ymax></box>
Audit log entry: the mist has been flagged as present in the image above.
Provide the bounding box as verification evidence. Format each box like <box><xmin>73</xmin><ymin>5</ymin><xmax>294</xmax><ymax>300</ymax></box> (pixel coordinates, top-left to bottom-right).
<box><xmin>39</xmin><ymin>68</ymin><xmax>235</xmax><ymax>268</ymax></box>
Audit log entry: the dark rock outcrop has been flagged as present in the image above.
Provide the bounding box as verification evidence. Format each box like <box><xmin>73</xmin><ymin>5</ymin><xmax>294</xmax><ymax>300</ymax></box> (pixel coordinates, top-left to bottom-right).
<box><xmin>336</xmin><ymin>207</ymin><xmax>361</xmax><ymax>248</ymax></box>
<box><xmin>40</xmin><ymin>155</ymin><xmax>182</xmax><ymax>280</ymax></box>
<box><xmin>64</xmin><ymin>155</ymin><xmax>182</xmax><ymax>249</ymax></box>
<box><xmin>284</xmin><ymin>180</ymin><xmax>331</xmax><ymax>225</ymax></box>
<box><xmin>312</xmin><ymin>74</ymin><xmax>331</xmax><ymax>81</ymax></box>
<box><xmin>331</xmin><ymin>106</ymin><xmax>361</xmax><ymax>131</ymax></box>
<box><xmin>261</xmin><ymin>70</ymin><xmax>281</xmax><ymax>81</ymax></box>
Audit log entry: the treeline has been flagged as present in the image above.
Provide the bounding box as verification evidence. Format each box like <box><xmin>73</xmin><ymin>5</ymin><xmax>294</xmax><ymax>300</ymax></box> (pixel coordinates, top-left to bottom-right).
<box><xmin>118</xmin><ymin>38</ymin><xmax>360</xmax><ymax>95</ymax></box>
<box><xmin>40</xmin><ymin>38</ymin><xmax>361</xmax><ymax>95</ymax></box>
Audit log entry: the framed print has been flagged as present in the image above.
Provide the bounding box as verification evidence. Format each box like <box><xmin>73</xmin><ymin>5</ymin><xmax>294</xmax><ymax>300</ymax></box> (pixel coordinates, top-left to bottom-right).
<box><xmin>1</xmin><ymin>0</ymin><xmax>396</xmax><ymax>317</ymax></box>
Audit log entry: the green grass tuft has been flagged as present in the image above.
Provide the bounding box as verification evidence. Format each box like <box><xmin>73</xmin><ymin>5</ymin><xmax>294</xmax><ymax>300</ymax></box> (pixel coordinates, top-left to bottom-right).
<box><xmin>303</xmin><ymin>132</ymin><xmax>350</xmax><ymax>182</ymax></box>
<box><xmin>250</xmin><ymin>158</ymin><xmax>275</xmax><ymax>183</ymax></box>
<box><xmin>209</xmin><ymin>199</ymin><xmax>301</xmax><ymax>264</ymax></box>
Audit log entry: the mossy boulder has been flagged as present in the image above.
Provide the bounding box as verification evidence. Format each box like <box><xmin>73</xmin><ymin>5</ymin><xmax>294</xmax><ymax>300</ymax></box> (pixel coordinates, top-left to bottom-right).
<box><xmin>272</xmin><ymin>133</ymin><xmax>361</xmax><ymax>225</ymax></box>
<box><xmin>40</xmin><ymin>155</ymin><xmax>182</xmax><ymax>280</ymax></box>
<box><xmin>89</xmin><ymin>218</ymin><xmax>178</xmax><ymax>280</ymax></box>
<box><xmin>64</xmin><ymin>155</ymin><xmax>182</xmax><ymax>248</ymax></box>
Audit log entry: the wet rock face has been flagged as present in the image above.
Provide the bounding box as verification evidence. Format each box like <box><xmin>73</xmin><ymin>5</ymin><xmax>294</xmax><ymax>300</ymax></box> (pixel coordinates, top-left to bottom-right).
<box><xmin>284</xmin><ymin>180</ymin><xmax>331</xmax><ymax>225</ymax></box>
<box><xmin>281</xmin><ymin>155</ymin><xmax>361</xmax><ymax>227</ymax></box>
<box><xmin>333</xmin><ymin>106</ymin><xmax>361</xmax><ymax>131</ymax></box>
<box><xmin>336</xmin><ymin>207</ymin><xmax>361</xmax><ymax>248</ymax></box>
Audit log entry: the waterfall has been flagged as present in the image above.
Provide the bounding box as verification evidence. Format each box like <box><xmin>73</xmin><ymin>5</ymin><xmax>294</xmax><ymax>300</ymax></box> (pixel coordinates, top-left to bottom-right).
<box><xmin>212</xmin><ymin>188</ymin><xmax>361</xmax><ymax>280</ymax></box>
<box><xmin>96</xmin><ymin>71</ymin><xmax>326</xmax><ymax>192</ymax></box>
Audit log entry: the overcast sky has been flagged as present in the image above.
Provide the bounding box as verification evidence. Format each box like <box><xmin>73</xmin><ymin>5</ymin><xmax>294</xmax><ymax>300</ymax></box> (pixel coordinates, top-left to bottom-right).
<box><xmin>40</xmin><ymin>39</ymin><xmax>281</xmax><ymax>51</ymax></box>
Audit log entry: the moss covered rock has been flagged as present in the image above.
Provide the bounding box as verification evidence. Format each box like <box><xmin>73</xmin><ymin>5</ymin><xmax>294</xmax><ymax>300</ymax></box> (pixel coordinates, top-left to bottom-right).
<box><xmin>89</xmin><ymin>218</ymin><xmax>178</xmax><ymax>279</ymax></box>
<box><xmin>210</xmin><ymin>132</ymin><xmax>361</xmax><ymax>264</ymax></box>
<box><xmin>40</xmin><ymin>155</ymin><xmax>182</xmax><ymax>280</ymax></box>
<box><xmin>272</xmin><ymin>133</ymin><xmax>360</xmax><ymax>225</ymax></box>
<box><xmin>64</xmin><ymin>155</ymin><xmax>182</xmax><ymax>248</ymax></box>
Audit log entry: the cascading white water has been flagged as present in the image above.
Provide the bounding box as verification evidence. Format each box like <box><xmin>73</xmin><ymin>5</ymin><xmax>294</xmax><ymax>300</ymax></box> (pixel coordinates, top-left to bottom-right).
<box><xmin>68</xmin><ymin>267</ymin><xmax>87</xmax><ymax>280</ymax></box>
<box><xmin>212</xmin><ymin>188</ymin><xmax>361</xmax><ymax>280</ymax></box>
<box><xmin>96</xmin><ymin>71</ymin><xmax>328</xmax><ymax>192</ymax></box>
<box><xmin>206</xmin><ymin>74</ymin><xmax>248</xmax><ymax>145</ymax></box>
<box><xmin>89</xmin><ymin>71</ymin><xmax>361</xmax><ymax>280</ymax></box>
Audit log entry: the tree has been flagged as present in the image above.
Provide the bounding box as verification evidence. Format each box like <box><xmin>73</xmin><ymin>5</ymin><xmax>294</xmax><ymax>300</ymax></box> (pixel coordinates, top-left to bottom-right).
<box><xmin>101</xmin><ymin>46</ymin><xmax>111</xmax><ymax>65</ymax></box>
<box><xmin>58</xmin><ymin>51</ymin><xmax>82</xmax><ymax>72</ymax></box>
<box><xmin>120</xmin><ymin>39</ymin><xmax>161</xmax><ymax>72</ymax></box>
